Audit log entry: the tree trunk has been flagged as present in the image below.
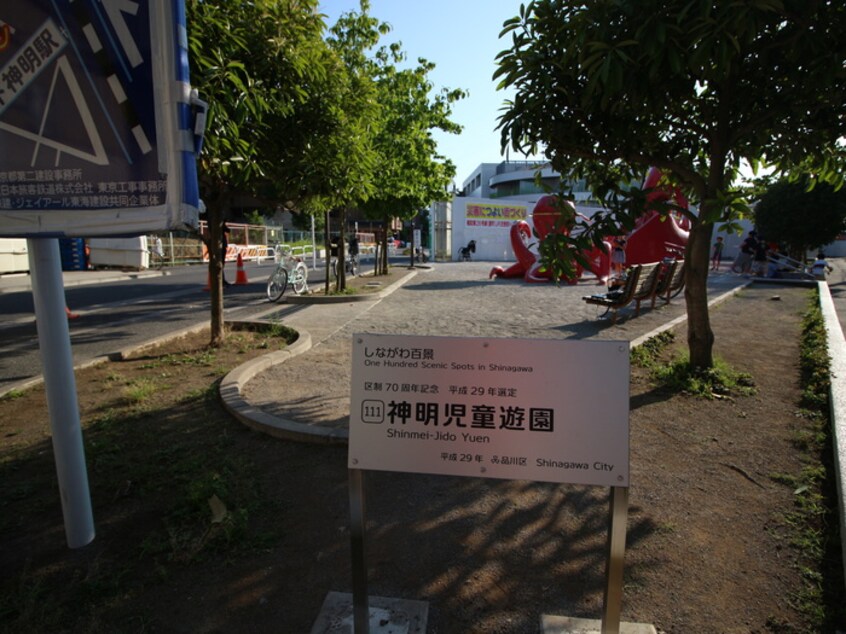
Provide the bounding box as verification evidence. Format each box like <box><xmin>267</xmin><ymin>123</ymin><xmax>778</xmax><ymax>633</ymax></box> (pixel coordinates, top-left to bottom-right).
<box><xmin>337</xmin><ymin>208</ymin><xmax>347</xmax><ymax>292</ymax></box>
<box><xmin>373</xmin><ymin>228</ymin><xmax>381</xmax><ymax>275</ymax></box>
<box><xmin>684</xmin><ymin>220</ymin><xmax>715</xmax><ymax>370</ymax></box>
<box><xmin>380</xmin><ymin>228</ymin><xmax>389</xmax><ymax>275</ymax></box>
<box><xmin>324</xmin><ymin>210</ymin><xmax>331</xmax><ymax>295</ymax></box>
<box><xmin>206</xmin><ymin>196</ymin><xmax>228</xmax><ymax>347</ymax></box>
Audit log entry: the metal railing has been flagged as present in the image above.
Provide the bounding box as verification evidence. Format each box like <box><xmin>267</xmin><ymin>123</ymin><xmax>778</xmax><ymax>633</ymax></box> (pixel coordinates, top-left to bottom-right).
<box><xmin>142</xmin><ymin>223</ymin><xmax>379</xmax><ymax>268</ymax></box>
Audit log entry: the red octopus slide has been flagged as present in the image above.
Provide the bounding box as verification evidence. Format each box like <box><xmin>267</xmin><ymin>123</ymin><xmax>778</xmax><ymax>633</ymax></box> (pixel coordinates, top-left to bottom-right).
<box><xmin>489</xmin><ymin>168</ymin><xmax>689</xmax><ymax>283</ymax></box>
<box><xmin>626</xmin><ymin>167</ymin><xmax>690</xmax><ymax>264</ymax></box>
<box><xmin>488</xmin><ymin>196</ymin><xmax>612</xmax><ymax>284</ymax></box>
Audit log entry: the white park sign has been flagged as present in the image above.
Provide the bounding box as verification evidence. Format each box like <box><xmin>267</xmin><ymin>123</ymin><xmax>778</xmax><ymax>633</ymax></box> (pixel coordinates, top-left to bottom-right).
<box><xmin>349</xmin><ymin>334</ymin><xmax>630</xmax><ymax>487</ymax></box>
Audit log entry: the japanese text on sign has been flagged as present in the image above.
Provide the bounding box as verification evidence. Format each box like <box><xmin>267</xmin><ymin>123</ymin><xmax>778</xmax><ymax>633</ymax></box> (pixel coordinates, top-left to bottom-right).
<box><xmin>0</xmin><ymin>19</ymin><xmax>66</xmax><ymax>113</ymax></box>
<box><xmin>349</xmin><ymin>334</ymin><xmax>631</xmax><ymax>487</ymax></box>
<box><xmin>465</xmin><ymin>203</ymin><xmax>527</xmax><ymax>228</ymax></box>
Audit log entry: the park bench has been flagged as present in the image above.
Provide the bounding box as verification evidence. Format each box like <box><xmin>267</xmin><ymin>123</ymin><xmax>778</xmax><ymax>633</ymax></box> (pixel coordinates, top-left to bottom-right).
<box><xmin>582</xmin><ymin>264</ymin><xmax>643</xmax><ymax>323</ymax></box>
<box><xmin>650</xmin><ymin>259</ymin><xmax>678</xmax><ymax>307</ymax></box>
<box><xmin>654</xmin><ymin>259</ymin><xmax>685</xmax><ymax>305</ymax></box>
<box><xmin>631</xmin><ymin>261</ymin><xmax>663</xmax><ymax>316</ymax></box>
<box><xmin>582</xmin><ymin>262</ymin><xmax>663</xmax><ymax>323</ymax></box>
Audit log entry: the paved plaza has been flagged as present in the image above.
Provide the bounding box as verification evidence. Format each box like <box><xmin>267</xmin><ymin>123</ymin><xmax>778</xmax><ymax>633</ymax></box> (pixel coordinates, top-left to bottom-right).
<box><xmin>237</xmin><ymin>261</ymin><xmax>750</xmax><ymax>439</ymax></box>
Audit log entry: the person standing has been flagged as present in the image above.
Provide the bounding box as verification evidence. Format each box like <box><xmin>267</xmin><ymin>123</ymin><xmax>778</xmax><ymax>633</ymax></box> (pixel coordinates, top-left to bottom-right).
<box><xmin>611</xmin><ymin>237</ymin><xmax>627</xmax><ymax>279</ymax></box>
<box><xmin>730</xmin><ymin>230</ymin><xmax>757</xmax><ymax>274</ymax></box>
<box><xmin>710</xmin><ymin>236</ymin><xmax>724</xmax><ymax>271</ymax></box>
<box><xmin>811</xmin><ymin>252</ymin><xmax>833</xmax><ymax>280</ymax></box>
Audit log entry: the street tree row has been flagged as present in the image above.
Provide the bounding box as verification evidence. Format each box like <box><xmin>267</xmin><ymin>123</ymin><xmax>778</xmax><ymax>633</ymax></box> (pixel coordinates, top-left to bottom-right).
<box><xmin>186</xmin><ymin>0</ymin><xmax>465</xmax><ymax>343</ymax></box>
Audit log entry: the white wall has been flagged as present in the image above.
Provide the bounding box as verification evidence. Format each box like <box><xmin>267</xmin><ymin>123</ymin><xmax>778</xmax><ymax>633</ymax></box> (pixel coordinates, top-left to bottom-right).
<box><xmin>0</xmin><ymin>238</ymin><xmax>28</xmax><ymax>273</ymax></box>
<box><xmin>451</xmin><ymin>197</ymin><xmax>539</xmax><ymax>261</ymax></box>
<box><xmin>450</xmin><ymin>198</ymin><xmax>846</xmax><ymax>264</ymax></box>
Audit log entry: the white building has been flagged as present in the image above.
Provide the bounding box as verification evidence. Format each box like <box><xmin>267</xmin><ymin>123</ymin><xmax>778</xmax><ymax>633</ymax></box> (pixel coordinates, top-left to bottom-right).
<box><xmin>434</xmin><ymin>161</ymin><xmax>599</xmax><ymax>261</ymax></box>
<box><xmin>432</xmin><ymin>161</ymin><xmax>846</xmax><ymax>263</ymax></box>
<box><xmin>459</xmin><ymin>160</ymin><xmax>593</xmax><ymax>203</ymax></box>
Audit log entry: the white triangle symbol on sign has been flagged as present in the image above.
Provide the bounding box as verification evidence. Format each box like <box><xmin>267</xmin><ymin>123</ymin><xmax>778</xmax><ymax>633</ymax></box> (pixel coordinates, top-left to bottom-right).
<box><xmin>0</xmin><ymin>55</ymin><xmax>109</xmax><ymax>166</ymax></box>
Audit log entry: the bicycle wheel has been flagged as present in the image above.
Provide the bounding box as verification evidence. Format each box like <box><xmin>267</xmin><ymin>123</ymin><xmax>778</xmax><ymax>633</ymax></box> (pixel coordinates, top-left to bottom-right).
<box><xmin>292</xmin><ymin>262</ymin><xmax>308</xmax><ymax>295</ymax></box>
<box><xmin>148</xmin><ymin>251</ymin><xmax>164</xmax><ymax>270</ymax></box>
<box><xmin>266</xmin><ymin>267</ymin><xmax>288</xmax><ymax>302</ymax></box>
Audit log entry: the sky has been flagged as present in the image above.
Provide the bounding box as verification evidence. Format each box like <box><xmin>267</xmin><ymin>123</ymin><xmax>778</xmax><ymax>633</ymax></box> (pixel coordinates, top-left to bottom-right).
<box><xmin>319</xmin><ymin>0</ymin><xmax>538</xmax><ymax>189</ymax></box>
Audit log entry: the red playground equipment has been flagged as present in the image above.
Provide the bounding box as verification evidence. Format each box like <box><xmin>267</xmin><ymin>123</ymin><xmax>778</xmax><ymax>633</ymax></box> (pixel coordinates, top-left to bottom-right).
<box><xmin>489</xmin><ymin>168</ymin><xmax>689</xmax><ymax>284</ymax></box>
<box><xmin>626</xmin><ymin>167</ymin><xmax>690</xmax><ymax>264</ymax></box>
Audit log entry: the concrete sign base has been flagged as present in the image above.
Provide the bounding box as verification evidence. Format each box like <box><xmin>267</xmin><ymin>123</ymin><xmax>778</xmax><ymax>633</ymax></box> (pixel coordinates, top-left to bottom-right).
<box><xmin>541</xmin><ymin>615</ymin><xmax>657</xmax><ymax>634</ymax></box>
<box><xmin>311</xmin><ymin>591</ymin><xmax>428</xmax><ymax>634</ymax></box>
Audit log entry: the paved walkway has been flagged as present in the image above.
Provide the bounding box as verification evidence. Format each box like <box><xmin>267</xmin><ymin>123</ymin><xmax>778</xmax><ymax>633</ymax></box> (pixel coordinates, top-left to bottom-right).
<box><xmin>0</xmin><ymin>268</ymin><xmax>167</xmax><ymax>294</ymax></box>
<box><xmin>222</xmin><ymin>261</ymin><xmax>753</xmax><ymax>443</ymax></box>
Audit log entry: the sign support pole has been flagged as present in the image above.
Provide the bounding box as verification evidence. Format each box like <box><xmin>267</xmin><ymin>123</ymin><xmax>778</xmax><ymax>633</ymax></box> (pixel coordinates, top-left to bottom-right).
<box><xmin>600</xmin><ymin>485</ymin><xmax>629</xmax><ymax>634</ymax></box>
<box><xmin>27</xmin><ymin>238</ymin><xmax>95</xmax><ymax>549</ymax></box>
<box><xmin>349</xmin><ymin>468</ymin><xmax>370</xmax><ymax>634</ymax></box>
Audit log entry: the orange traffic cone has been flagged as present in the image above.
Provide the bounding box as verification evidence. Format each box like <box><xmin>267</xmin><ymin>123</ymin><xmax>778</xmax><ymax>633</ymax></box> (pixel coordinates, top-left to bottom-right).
<box><xmin>235</xmin><ymin>253</ymin><xmax>249</xmax><ymax>285</ymax></box>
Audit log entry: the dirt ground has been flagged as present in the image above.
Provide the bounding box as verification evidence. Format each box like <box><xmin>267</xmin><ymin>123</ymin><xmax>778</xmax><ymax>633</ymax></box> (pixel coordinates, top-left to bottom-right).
<box><xmin>0</xmin><ymin>278</ymin><xmax>841</xmax><ymax>633</ymax></box>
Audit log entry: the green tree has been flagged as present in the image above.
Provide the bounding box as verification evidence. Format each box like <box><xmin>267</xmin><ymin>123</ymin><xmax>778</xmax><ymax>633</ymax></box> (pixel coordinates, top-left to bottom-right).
<box><xmin>495</xmin><ymin>1</ymin><xmax>846</xmax><ymax>369</ymax></box>
<box><xmin>292</xmin><ymin>1</ymin><xmax>463</xmax><ymax>287</ymax></box>
<box><xmin>755</xmin><ymin>179</ymin><xmax>846</xmax><ymax>260</ymax></box>
<box><xmin>360</xmin><ymin>46</ymin><xmax>465</xmax><ymax>274</ymax></box>
<box><xmin>187</xmin><ymin>0</ymin><xmax>325</xmax><ymax>344</ymax></box>
<box><xmin>292</xmin><ymin>3</ymin><xmax>385</xmax><ymax>293</ymax></box>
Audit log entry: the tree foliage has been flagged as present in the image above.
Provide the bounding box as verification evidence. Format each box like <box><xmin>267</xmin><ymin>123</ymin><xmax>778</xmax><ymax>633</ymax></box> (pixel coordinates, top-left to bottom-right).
<box><xmin>187</xmin><ymin>0</ymin><xmax>325</xmax><ymax>344</ymax></box>
<box><xmin>755</xmin><ymin>179</ymin><xmax>846</xmax><ymax>259</ymax></box>
<box><xmin>495</xmin><ymin>0</ymin><xmax>846</xmax><ymax>369</ymax></box>
<box><xmin>299</xmin><ymin>1</ymin><xmax>464</xmax><ymax>285</ymax></box>
<box><xmin>359</xmin><ymin>43</ymin><xmax>466</xmax><ymax>273</ymax></box>
<box><xmin>188</xmin><ymin>0</ymin><xmax>464</xmax><ymax>310</ymax></box>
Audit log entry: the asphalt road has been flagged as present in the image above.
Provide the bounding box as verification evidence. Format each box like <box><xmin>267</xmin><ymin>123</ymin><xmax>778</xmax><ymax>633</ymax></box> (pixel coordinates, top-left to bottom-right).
<box><xmin>0</xmin><ymin>260</ymin><xmax>329</xmax><ymax>392</ymax></box>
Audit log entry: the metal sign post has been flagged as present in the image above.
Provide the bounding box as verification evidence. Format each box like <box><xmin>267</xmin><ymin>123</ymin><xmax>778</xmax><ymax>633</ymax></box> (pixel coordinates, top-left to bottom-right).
<box><xmin>349</xmin><ymin>468</ymin><xmax>370</xmax><ymax>634</ymax></box>
<box><xmin>28</xmin><ymin>238</ymin><xmax>94</xmax><ymax>548</ymax></box>
<box><xmin>315</xmin><ymin>334</ymin><xmax>656</xmax><ymax>633</ymax></box>
<box><xmin>602</xmin><ymin>486</ymin><xmax>630</xmax><ymax>634</ymax></box>
<box><xmin>1</xmin><ymin>0</ymin><xmax>204</xmax><ymax>549</ymax></box>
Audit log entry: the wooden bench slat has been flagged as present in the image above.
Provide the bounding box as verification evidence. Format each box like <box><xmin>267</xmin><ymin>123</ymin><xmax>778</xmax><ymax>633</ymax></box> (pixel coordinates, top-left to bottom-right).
<box><xmin>632</xmin><ymin>262</ymin><xmax>663</xmax><ymax>316</ymax></box>
<box><xmin>583</xmin><ymin>261</ymin><xmax>670</xmax><ymax>322</ymax></box>
<box><xmin>582</xmin><ymin>264</ymin><xmax>644</xmax><ymax>323</ymax></box>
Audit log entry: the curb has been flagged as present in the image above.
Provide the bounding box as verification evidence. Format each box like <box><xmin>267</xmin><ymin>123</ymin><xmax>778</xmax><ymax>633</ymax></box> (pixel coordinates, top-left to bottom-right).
<box><xmin>218</xmin><ymin>331</ymin><xmax>351</xmax><ymax>444</ymax></box>
<box><xmin>218</xmin><ymin>268</ymin><xmax>423</xmax><ymax>443</ymax></box>
<box><xmin>817</xmin><ymin>281</ymin><xmax>846</xmax><ymax>588</ymax></box>
<box><xmin>0</xmin><ymin>270</ymin><xmax>170</xmax><ymax>295</ymax></box>
<box><xmin>283</xmin><ymin>268</ymin><xmax>422</xmax><ymax>304</ymax></box>
<box><xmin>223</xmin><ymin>276</ymin><xmax>754</xmax><ymax>447</ymax></box>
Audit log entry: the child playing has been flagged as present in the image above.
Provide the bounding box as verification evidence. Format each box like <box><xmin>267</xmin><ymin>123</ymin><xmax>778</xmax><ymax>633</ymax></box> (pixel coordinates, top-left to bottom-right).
<box><xmin>811</xmin><ymin>252</ymin><xmax>833</xmax><ymax>280</ymax></box>
<box><xmin>611</xmin><ymin>237</ymin><xmax>627</xmax><ymax>279</ymax></box>
<box><xmin>710</xmin><ymin>236</ymin><xmax>724</xmax><ymax>271</ymax></box>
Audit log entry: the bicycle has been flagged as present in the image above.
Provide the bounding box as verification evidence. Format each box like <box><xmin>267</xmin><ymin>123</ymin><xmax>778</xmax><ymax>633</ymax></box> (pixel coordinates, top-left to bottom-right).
<box><xmin>458</xmin><ymin>239</ymin><xmax>476</xmax><ymax>262</ymax></box>
<box><xmin>331</xmin><ymin>252</ymin><xmax>359</xmax><ymax>279</ymax></box>
<box><xmin>266</xmin><ymin>247</ymin><xmax>309</xmax><ymax>302</ymax></box>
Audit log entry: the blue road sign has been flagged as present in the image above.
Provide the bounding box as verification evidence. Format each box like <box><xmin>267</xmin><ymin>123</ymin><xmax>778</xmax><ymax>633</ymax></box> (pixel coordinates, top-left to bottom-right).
<box><xmin>0</xmin><ymin>0</ymin><xmax>203</xmax><ymax>237</ymax></box>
